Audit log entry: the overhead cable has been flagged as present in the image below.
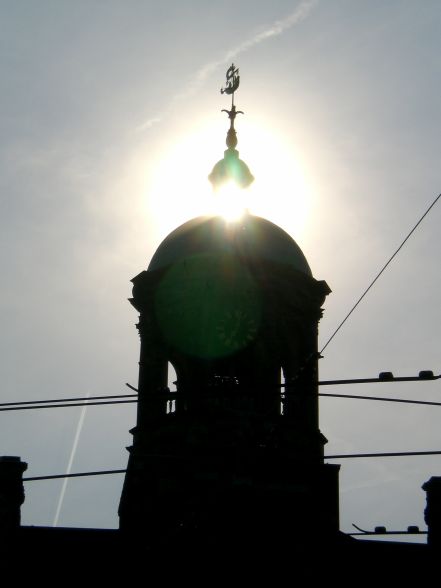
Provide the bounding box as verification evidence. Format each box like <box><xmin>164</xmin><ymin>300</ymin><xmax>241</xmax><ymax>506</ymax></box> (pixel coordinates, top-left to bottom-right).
<box><xmin>0</xmin><ymin>393</ymin><xmax>137</xmax><ymax>407</ymax></box>
<box><xmin>1</xmin><ymin>372</ymin><xmax>437</xmax><ymax>411</ymax></box>
<box><xmin>2</xmin><ymin>389</ymin><xmax>441</xmax><ymax>413</ymax></box>
<box><xmin>320</xmin><ymin>192</ymin><xmax>441</xmax><ymax>354</ymax></box>
<box><xmin>22</xmin><ymin>450</ymin><xmax>441</xmax><ymax>482</ymax></box>
<box><xmin>319</xmin><ymin>393</ymin><xmax>441</xmax><ymax>408</ymax></box>
<box><xmin>0</xmin><ymin>399</ymin><xmax>137</xmax><ymax>412</ymax></box>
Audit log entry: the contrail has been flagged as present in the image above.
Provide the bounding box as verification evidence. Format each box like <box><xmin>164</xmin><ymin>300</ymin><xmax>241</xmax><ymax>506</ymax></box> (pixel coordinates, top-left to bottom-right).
<box><xmin>135</xmin><ymin>0</ymin><xmax>317</xmax><ymax>132</ymax></box>
<box><xmin>52</xmin><ymin>393</ymin><xmax>90</xmax><ymax>527</ymax></box>
<box><xmin>173</xmin><ymin>0</ymin><xmax>317</xmax><ymax>102</ymax></box>
<box><xmin>223</xmin><ymin>0</ymin><xmax>317</xmax><ymax>62</ymax></box>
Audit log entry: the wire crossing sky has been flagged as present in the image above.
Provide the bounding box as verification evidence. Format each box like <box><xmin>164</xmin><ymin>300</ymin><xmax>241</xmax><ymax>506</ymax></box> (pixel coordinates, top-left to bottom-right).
<box><xmin>320</xmin><ymin>192</ymin><xmax>441</xmax><ymax>353</ymax></box>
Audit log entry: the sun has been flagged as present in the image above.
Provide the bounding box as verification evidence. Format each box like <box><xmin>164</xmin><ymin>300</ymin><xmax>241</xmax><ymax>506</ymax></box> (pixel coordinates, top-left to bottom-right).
<box><xmin>143</xmin><ymin>118</ymin><xmax>313</xmax><ymax>241</ymax></box>
<box><xmin>211</xmin><ymin>181</ymin><xmax>249</xmax><ymax>222</ymax></box>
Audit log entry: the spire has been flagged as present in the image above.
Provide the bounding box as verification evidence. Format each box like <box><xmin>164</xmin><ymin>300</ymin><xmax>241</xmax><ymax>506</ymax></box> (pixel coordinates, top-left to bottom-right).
<box><xmin>208</xmin><ymin>64</ymin><xmax>254</xmax><ymax>190</ymax></box>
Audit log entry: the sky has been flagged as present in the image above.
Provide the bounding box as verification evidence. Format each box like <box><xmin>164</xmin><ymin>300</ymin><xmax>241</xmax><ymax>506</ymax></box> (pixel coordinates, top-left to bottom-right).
<box><xmin>0</xmin><ymin>0</ymin><xmax>440</xmax><ymax>538</ymax></box>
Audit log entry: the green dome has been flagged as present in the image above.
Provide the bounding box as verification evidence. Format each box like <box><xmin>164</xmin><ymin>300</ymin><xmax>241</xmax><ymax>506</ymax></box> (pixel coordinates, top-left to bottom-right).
<box><xmin>148</xmin><ymin>214</ymin><xmax>312</xmax><ymax>276</ymax></box>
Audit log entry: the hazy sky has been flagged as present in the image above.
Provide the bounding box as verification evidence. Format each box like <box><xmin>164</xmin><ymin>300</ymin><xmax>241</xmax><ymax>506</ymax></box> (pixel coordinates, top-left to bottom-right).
<box><xmin>1</xmin><ymin>1</ymin><xmax>440</xmax><ymax>537</ymax></box>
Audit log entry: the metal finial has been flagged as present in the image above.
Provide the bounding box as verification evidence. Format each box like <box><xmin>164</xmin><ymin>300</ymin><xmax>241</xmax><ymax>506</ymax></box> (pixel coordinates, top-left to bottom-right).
<box><xmin>208</xmin><ymin>64</ymin><xmax>254</xmax><ymax>190</ymax></box>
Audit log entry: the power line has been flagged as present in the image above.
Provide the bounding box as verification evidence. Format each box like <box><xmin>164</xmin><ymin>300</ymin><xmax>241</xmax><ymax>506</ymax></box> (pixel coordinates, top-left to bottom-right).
<box><xmin>3</xmin><ymin>394</ymin><xmax>441</xmax><ymax>412</ymax></box>
<box><xmin>22</xmin><ymin>450</ymin><xmax>441</xmax><ymax>482</ymax></box>
<box><xmin>349</xmin><ymin>531</ymin><xmax>427</xmax><ymax>536</ymax></box>
<box><xmin>319</xmin><ymin>393</ymin><xmax>441</xmax><ymax>408</ymax></box>
<box><xmin>350</xmin><ymin>523</ymin><xmax>426</xmax><ymax>536</ymax></box>
<box><xmin>1</xmin><ymin>371</ymin><xmax>437</xmax><ymax>411</ymax></box>
<box><xmin>0</xmin><ymin>393</ymin><xmax>137</xmax><ymax>407</ymax></box>
<box><xmin>2</xmin><ymin>386</ymin><xmax>441</xmax><ymax>413</ymax></box>
<box><xmin>0</xmin><ymin>399</ymin><xmax>137</xmax><ymax>412</ymax></box>
<box><xmin>320</xmin><ymin>191</ymin><xmax>441</xmax><ymax>354</ymax></box>
<box><xmin>325</xmin><ymin>450</ymin><xmax>441</xmax><ymax>459</ymax></box>
<box><xmin>24</xmin><ymin>469</ymin><xmax>127</xmax><ymax>482</ymax></box>
<box><xmin>317</xmin><ymin>373</ymin><xmax>440</xmax><ymax>385</ymax></box>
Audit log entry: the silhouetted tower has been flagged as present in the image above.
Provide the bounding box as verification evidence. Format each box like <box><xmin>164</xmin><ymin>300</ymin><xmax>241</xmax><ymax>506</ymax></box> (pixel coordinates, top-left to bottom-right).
<box><xmin>119</xmin><ymin>66</ymin><xmax>339</xmax><ymax>547</ymax></box>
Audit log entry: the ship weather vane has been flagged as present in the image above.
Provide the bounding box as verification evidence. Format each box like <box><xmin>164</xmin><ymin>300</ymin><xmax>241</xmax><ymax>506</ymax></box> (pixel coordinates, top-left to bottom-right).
<box><xmin>220</xmin><ymin>63</ymin><xmax>244</xmax><ymax>147</ymax></box>
<box><xmin>208</xmin><ymin>63</ymin><xmax>254</xmax><ymax>190</ymax></box>
<box><xmin>221</xmin><ymin>63</ymin><xmax>240</xmax><ymax>102</ymax></box>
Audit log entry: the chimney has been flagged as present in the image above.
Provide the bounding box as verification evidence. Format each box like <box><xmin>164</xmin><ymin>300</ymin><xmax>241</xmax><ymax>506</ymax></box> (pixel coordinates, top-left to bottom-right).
<box><xmin>0</xmin><ymin>456</ymin><xmax>28</xmax><ymax>535</ymax></box>
<box><xmin>422</xmin><ymin>476</ymin><xmax>441</xmax><ymax>548</ymax></box>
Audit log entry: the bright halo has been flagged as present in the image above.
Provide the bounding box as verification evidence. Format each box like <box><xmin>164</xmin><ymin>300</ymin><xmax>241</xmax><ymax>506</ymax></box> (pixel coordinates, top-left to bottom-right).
<box><xmin>143</xmin><ymin>118</ymin><xmax>313</xmax><ymax>242</ymax></box>
<box><xmin>212</xmin><ymin>181</ymin><xmax>248</xmax><ymax>222</ymax></box>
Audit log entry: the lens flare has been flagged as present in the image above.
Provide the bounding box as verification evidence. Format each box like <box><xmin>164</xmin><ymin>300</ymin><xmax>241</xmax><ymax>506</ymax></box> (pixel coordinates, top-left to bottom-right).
<box><xmin>213</xmin><ymin>181</ymin><xmax>248</xmax><ymax>222</ymax></box>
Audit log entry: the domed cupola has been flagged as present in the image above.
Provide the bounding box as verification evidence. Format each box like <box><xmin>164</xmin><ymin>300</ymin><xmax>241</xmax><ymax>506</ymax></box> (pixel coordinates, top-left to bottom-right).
<box><xmin>148</xmin><ymin>214</ymin><xmax>313</xmax><ymax>275</ymax></box>
<box><xmin>131</xmin><ymin>210</ymin><xmax>328</xmax><ymax>408</ymax></box>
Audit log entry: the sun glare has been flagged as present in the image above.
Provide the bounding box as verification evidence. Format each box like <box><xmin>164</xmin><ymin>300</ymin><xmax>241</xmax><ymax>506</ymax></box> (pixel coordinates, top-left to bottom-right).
<box><xmin>212</xmin><ymin>181</ymin><xmax>248</xmax><ymax>222</ymax></box>
<box><xmin>144</xmin><ymin>119</ymin><xmax>312</xmax><ymax>242</ymax></box>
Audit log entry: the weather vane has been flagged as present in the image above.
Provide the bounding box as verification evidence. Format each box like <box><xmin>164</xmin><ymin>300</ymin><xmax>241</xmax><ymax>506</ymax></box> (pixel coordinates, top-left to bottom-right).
<box><xmin>208</xmin><ymin>63</ymin><xmax>254</xmax><ymax>190</ymax></box>
<box><xmin>221</xmin><ymin>63</ymin><xmax>240</xmax><ymax>102</ymax></box>
<box><xmin>220</xmin><ymin>63</ymin><xmax>244</xmax><ymax>149</ymax></box>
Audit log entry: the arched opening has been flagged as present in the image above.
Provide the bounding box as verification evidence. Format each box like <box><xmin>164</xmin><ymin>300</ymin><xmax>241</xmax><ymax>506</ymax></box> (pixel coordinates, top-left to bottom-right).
<box><xmin>167</xmin><ymin>362</ymin><xmax>177</xmax><ymax>413</ymax></box>
<box><xmin>280</xmin><ymin>367</ymin><xmax>286</xmax><ymax>415</ymax></box>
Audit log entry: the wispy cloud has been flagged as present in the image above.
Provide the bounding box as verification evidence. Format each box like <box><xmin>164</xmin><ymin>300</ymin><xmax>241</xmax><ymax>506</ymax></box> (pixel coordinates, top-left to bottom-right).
<box><xmin>134</xmin><ymin>116</ymin><xmax>162</xmax><ymax>133</ymax></box>
<box><xmin>135</xmin><ymin>0</ymin><xmax>317</xmax><ymax>131</ymax></box>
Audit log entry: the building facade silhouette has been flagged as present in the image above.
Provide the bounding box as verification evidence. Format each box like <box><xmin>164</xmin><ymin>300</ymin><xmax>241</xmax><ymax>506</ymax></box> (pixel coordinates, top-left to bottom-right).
<box><xmin>1</xmin><ymin>67</ymin><xmax>439</xmax><ymax>580</ymax></box>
